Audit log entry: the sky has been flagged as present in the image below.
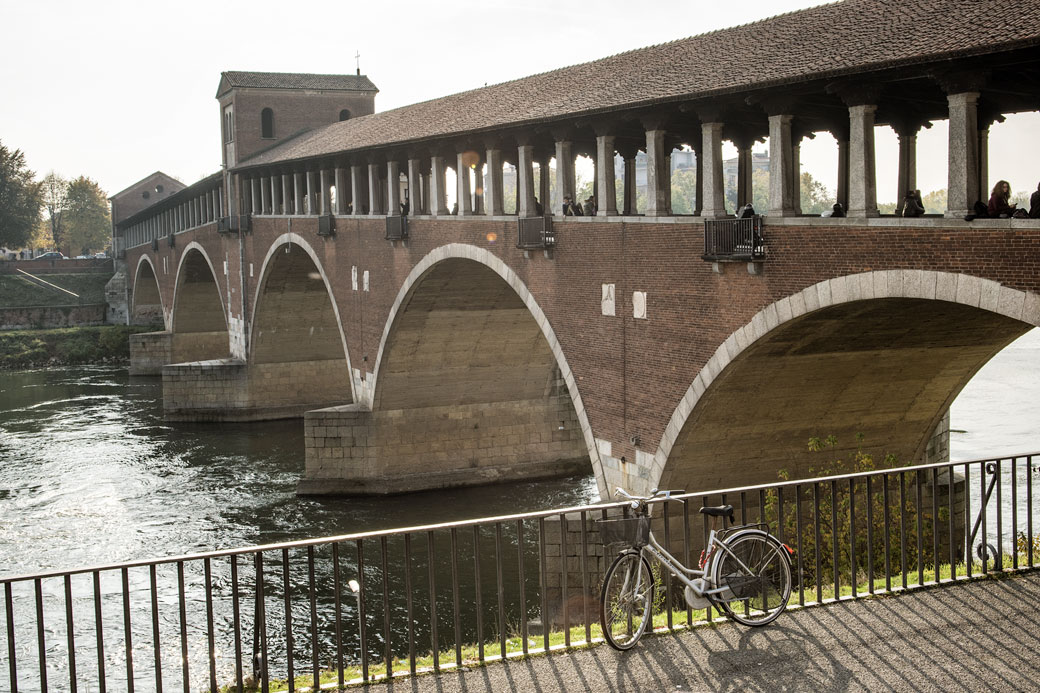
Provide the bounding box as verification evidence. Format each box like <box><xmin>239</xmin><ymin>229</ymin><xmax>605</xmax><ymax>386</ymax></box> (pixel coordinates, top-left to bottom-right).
<box><xmin>2</xmin><ymin>0</ymin><xmax>1037</xmax><ymax>204</ymax></box>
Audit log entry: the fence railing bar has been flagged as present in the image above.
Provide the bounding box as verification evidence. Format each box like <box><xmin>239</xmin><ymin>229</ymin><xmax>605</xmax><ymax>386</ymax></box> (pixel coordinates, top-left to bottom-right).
<box><xmin>519</xmin><ymin>520</ymin><xmax>530</xmax><ymax>654</ymax></box>
<box><xmin>916</xmin><ymin>470</ymin><xmax>924</xmax><ymax>587</ymax></box>
<box><xmin>64</xmin><ymin>574</ymin><xmax>77</xmax><ymax>693</ymax></box>
<box><xmin>472</xmin><ymin>527</ymin><xmax>483</xmax><ymax>663</ymax></box>
<box><xmin>449</xmin><ymin>529</ymin><xmax>461</xmax><ymax>667</ymax></box>
<box><xmin>866</xmin><ymin>475</ymin><xmax>875</xmax><ymax>594</ymax></box>
<box><xmin>230</xmin><ymin>557</ymin><xmax>241</xmax><ymax>693</ymax></box>
<box><xmin>281</xmin><ymin>548</ymin><xmax>294</xmax><ymax>693</ymax></box>
<box><xmin>177</xmin><ymin>561</ymin><xmax>188</xmax><ymax>693</ymax></box>
<box><xmin>424</xmin><ymin>532</ymin><xmax>436</xmax><ymax>674</ymax></box>
<box><xmin>538</xmin><ymin>518</ymin><xmax>549</xmax><ymax>653</ymax></box>
<box><xmin>34</xmin><ymin>578</ymin><xmax>47</xmax><ymax>693</ymax></box>
<box><xmin>495</xmin><ymin>523</ymin><xmax>507</xmax><ymax>659</ymax></box>
<box><xmin>404</xmin><ymin>534</ymin><xmax>416</xmax><ymax>676</ymax></box>
<box><xmin>380</xmin><ymin>537</ymin><xmax>392</xmax><ymax>681</ymax></box>
<box><xmin>308</xmin><ymin>546</ymin><xmax>321</xmax><ymax>690</ymax></box>
<box><xmin>331</xmin><ymin>544</ymin><xmax>344</xmax><ymax>688</ymax></box>
<box><xmin>204</xmin><ymin>559</ymin><xmax>216</xmax><ymax>693</ymax></box>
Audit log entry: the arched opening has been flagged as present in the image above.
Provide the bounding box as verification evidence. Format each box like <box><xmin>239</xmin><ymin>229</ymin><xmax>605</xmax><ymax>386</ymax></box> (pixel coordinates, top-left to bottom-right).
<box><xmin>304</xmin><ymin>253</ymin><xmax>590</xmax><ymax>494</ymax></box>
<box><xmin>339</xmin><ymin>109</ymin><xmax>351</xmax><ymax>121</ymax></box>
<box><xmin>659</xmin><ymin>295</ymin><xmax>1033</xmax><ymax>495</ymax></box>
<box><xmin>130</xmin><ymin>258</ymin><xmax>164</xmax><ymax>326</ymax></box>
<box><xmin>250</xmin><ymin>240</ymin><xmax>352</xmax><ymax>412</ymax></box>
<box><xmin>261</xmin><ymin>108</ymin><xmax>274</xmax><ymax>139</ymax></box>
<box><xmin>170</xmin><ymin>248</ymin><xmax>229</xmax><ymax>363</ymax></box>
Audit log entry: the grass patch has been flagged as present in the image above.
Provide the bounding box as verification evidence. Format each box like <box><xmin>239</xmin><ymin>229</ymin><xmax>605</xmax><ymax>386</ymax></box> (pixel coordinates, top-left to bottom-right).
<box><xmin>0</xmin><ymin>273</ymin><xmax>113</xmax><ymax>307</ymax></box>
<box><xmin>224</xmin><ymin>555</ymin><xmax>1036</xmax><ymax>691</ymax></box>
<box><xmin>0</xmin><ymin>325</ymin><xmax>159</xmax><ymax>369</ymax></box>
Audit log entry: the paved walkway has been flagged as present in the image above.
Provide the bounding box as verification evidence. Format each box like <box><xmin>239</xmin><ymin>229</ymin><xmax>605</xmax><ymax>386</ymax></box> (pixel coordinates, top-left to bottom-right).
<box><xmin>367</xmin><ymin>571</ymin><xmax>1040</xmax><ymax>692</ymax></box>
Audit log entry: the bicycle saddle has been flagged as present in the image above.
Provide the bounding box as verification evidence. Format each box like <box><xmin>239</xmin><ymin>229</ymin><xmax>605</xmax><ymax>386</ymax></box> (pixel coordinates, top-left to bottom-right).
<box><xmin>698</xmin><ymin>504</ymin><xmax>734</xmax><ymax>519</ymax></box>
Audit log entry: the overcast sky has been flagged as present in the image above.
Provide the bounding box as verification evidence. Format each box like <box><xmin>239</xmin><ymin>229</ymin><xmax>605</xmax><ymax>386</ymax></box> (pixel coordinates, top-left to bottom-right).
<box><xmin>2</xmin><ymin>0</ymin><xmax>1037</xmax><ymax>203</ymax></box>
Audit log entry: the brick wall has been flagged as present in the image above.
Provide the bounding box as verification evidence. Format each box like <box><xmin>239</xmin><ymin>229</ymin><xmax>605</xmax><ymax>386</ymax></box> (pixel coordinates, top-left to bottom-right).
<box><xmin>0</xmin><ymin>304</ymin><xmax>107</xmax><ymax>330</ymax></box>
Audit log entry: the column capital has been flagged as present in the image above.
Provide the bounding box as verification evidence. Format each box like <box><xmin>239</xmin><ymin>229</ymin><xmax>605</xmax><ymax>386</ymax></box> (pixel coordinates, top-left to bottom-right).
<box><xmin>932</xmin><ymin>69</ymin><xmax>989</xmax><ymax>95</ymax></box>
<box><xmin>827</xmin><ymin>81</ymin><xmax>882</xmax><ymax>107</ymax></box>
<box><xmin>889</xmin><ymin>114</ymin><xmax>934</xmax><ymax>139</ymax></box>
<box><xmin>726</xmin><ymin>127</ymin><xmax>765</xmax><ymax>151</ymax></box>
<box><xmin>753</xmin><ymin>94</ymin><xmax>799</xmax><ymax>118</ymax></box>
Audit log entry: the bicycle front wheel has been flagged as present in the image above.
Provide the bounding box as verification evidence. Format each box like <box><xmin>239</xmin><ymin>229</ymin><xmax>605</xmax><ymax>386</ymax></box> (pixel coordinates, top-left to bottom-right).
<box><xmin>600</xmin><ymin>551</ymin><xmax>655</xmax><ymax>650</ymax></box>
<box><xmin>711</xmin><ymin>532</ymin><xmax>791</xmax><ymax>627</ymax></box>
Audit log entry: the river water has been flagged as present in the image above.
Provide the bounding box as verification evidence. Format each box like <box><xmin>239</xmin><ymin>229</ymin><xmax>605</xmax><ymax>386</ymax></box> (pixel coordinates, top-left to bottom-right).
<box><xmin>1</xmin><ymin>329</ymin><xmax>1038</xmax><ymax>690</ymax></box>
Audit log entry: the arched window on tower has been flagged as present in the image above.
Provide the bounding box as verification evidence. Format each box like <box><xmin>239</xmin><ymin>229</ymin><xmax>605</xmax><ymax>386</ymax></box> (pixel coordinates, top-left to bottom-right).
<box><xmin>339</xmin><ymin>109</ymin><xmax>351</xmax><ymax>121</ymax></box>
<box><xmin>261</xmin><ymin>108</ymin><xmax>275</xmax><ymax>139</ymax></box>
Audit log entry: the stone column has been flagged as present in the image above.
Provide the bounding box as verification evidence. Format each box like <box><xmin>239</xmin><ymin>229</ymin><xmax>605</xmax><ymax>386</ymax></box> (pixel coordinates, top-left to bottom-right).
<box><xmin>485</xmin><ymin>148</ymin><xmax>505</xmax><ymax>216</ymax></box>
<box><xmin>368</xmin><ymin>163</ymin><xmax>381</xmax><ymax>215</ymax></box>
<box><xmin>350</xmin><ymin>165</ymin><xmax>365</xmax><ymax>214</ymax></box>
<box><xmin>407</xmin><ymin>158</ymin><xmax>423</xmax><ymax>214</ymax></box>
<box><xmin>736</xmin><ymin>145</ymin><xmax>753</xmax><ymax>208</ymax></box>
<box><xmin>554</xmin><ymin>140</ymin><xmax>575</xmax><ymax>215</ymax></box>
<box><xmin>792</xmin><ymin>141</ymin><xmax>802</xmax><ymax>215</ymax></box>
<box><xmin>430</xmin><ymin>155</ymin><xmax>449</xmax><ymax>216</ymax></box>
<box><xmin>260</xmin><ymin>176</ymin><xmax>270</xmax><ymax>215</ymax></box>
<box><xmin>847</xmin><ymin>104</ymin><xmax>880</xmax><ymax>218</ymax></box>
<box><xmin>836</xmin><ymin>138</ymin><xmax>850</xmax><ymax>212</ymax></box>
<box><xmin>250</xmin><ymin>178</ymin><xmax>261</xmax><ymax>216</ymax></box>
<box><xmin>978</xmin><ymin>124</ymin><xmax>992</xmax><ymax>206</ymax></box>
<box><xmin>473</xmin><ymin>155</ymin><xmax>485</xmax><ymax>215</ymax></box>
<box><xmin>595</xmin><ymin>134</ymin><xmax>618</xmax><ymax>216</ymax></box>
<box><xmin>700</xmin><ymin>122</ymin><xmax>727</xmax><ymax>218</ymax></box>
<box><xmin>895</xmin><ymin>130</ymin><xmax>919</xmax><ymax>216</ymax></box>
<box><xmin>946</xmin><ymin>91</ymin><xmax>979</xmax><ymax>218</ymax></box>
<box><xmin>694</xmin><ymin>145</ymin><xmax>703</xmax><ymax>216</ymax></box>
<box><xmin>307</xmin><ymin>171</ymin><xmax>319</xmax><ymax>215</ymax></box>
<box><xmin>281</xmin><ymin>175</ymin><xmax>292</xmax><ymax>214</ymax></box>
<box><xmin>456</xmin><ymin>152</ymin><xmax>472</xmax><ymax>215</ymax></box>
<box><xmin>517</xmin><ymin>144</ymin><xmax>537</xmax><ymax>217</ymax></box>
<box><xmin>767</xmin><ymin>114</ymin><xmax>798</xmax><ymax>217</ymax></box>
<box><xmin>334</xmin><ymin>167</ymin><xmax>348</xmax><ymax>214</ymax></box>
<box><xmin>320</xmin><ymin>169</ymin><xmax>332</xmax><ymax>215</ymax></box>
<box><xmin>644</xmin><ymin>128</ymin><xmax>670</xmax><ymax>216</ymax></box>
<box><xmin>623</xmin><ymin>153</ymin><xmax>638</xmax><ymax>215</ymax></box>
<box><xmin>270</xmin><ymin>175</ymin><xmax>281</xmax><ymax>214</ymax></box>
<box><xmin>293</xmin><ymin>173</ymin><xmax>305</xmax><ymax>215</ymax></box>
<box><xmin>387</xmin><ymin>161</ymin><xmax>401</xmax><ymax>215</ymax></box>
<box><xmin>537</xmin><ymin>153</ymin><xmax>552</xmax><ymax>213</ymax></box>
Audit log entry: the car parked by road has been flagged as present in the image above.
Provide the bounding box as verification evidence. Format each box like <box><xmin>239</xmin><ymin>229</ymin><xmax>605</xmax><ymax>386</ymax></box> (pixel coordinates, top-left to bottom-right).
<box><xmin>35</xmin><ymin>251</ymin><xmax>67</xmax><ymax>260</ymax></box>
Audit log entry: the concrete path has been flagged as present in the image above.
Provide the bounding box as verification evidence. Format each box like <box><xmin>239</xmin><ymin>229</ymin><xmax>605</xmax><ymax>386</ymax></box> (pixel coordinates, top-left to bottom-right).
<box><xmin>367</xmin><ymin>571</ymin><xmax>1040</xmax><ymax>692</ymax></box>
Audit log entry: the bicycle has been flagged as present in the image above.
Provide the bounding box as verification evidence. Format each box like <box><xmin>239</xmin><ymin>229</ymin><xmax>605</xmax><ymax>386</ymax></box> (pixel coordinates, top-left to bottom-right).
<box><xmin>597</xmin><ymin>487</ymin><xmax>793</xmax><ymax>650</ymax></box>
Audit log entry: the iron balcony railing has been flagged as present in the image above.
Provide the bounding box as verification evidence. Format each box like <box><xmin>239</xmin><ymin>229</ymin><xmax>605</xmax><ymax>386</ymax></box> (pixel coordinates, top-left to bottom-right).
<box><xmin>517</xmin><ymin>215</ymin><xmax>555</xmax><ymax>250</ymax></box>
<box><xmin>702</xmin><ymin>215</ymin><xmax>765</xmax><ymax>262</ymax></box>
<box><xmin>2</xmin><ymin>454</ymin><xmax>1036</xmax><ymax>692</ymax></box>
<box><xmin>385</xmin><ymin>214</ymin><xmax>408</xmax><ymax>241</ymax></box>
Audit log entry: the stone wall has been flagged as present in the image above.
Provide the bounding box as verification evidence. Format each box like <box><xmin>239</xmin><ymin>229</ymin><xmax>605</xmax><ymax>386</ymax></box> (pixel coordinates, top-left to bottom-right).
<box><xmin>0</xmin><ymin>304</ymin><xmax>107</xmax><ymax>330</ymax></box>
<box><xmin>301</xmin><ymin>395</ymin><xmax>586</xmax><ymax>494</ymax></box>
<box><xmin>162</xmin><ymin>358</ymin><xmax>351</xmax><ymax>421</ymax></box>
<box><xmin>129</xmin><ymin>331</ymin><xmax>172</xmax><ymax>375</ymax></box>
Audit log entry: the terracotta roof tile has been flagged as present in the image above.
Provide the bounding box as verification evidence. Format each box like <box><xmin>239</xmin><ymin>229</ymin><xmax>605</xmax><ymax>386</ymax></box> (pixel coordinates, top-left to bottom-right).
<box><xmin>220</xmin><ymin>71</ymin><xmax>378</xmax><ymax>94</ymax></box>
<box><xmin>237</xmin><ymin>0</ymin><xmax>1040</xmax><ymax>169</ymax></box>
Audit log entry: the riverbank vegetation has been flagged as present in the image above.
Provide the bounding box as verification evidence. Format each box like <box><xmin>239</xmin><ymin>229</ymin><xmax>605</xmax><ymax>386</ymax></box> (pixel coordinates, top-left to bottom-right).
<box><xmin>0</xmin><ymin>272</ymin><xmax>112</xmax><ymax>307</ymax></box>
<box><xmin>0</xmin><ymin>325</ymin><xmax>158</xmax><ymax>369</ymax></box>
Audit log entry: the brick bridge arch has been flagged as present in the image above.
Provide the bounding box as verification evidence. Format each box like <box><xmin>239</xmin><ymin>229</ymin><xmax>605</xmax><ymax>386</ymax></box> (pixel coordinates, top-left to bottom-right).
<box><xmin>169</xmin><ymin>242</ymin><xmax>229</xmax><ymax>365</ymax></box>
<box><xmin>302</xmin><ymin>243</ymin><xmax>597</xmax><ymax>495</ymax></box>
<box><xmin>130</xmin><ymin>254</ymin><xmax>164</xmax><ymax>327</ymax></box>
<box><xmin>650</xmin><ymin>270</ymin><xmax>1039</xmax><ymax>496</ymax></box>
<box><xmin>247</xmin><ymin>233</ymin><xmax>355</xmax><ymax>407</ymax></box>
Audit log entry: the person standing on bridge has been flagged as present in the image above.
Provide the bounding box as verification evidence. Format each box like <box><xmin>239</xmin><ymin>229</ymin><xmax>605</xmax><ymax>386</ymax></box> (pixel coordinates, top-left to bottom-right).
<box><xmin>1030</xmin><ymin>182</ymin><xmax>1040</xmax><ymax>218</ymax></box>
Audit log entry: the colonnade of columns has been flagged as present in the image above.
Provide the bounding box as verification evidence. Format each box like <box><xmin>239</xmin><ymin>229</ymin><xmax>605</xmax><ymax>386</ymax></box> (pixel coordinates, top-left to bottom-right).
<box><xmin>122</xmin><ymin>185</ymin><xmax>225</xmax><ymax>250</ymax></box>
<box><xmin>132</xmin><ymin>75</ymin><xmax>1012</xmax><ymax>240</ymax></box>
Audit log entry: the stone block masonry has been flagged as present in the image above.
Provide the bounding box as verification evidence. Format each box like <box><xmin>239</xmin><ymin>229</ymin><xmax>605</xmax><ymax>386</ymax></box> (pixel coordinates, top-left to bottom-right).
<box><xmin>301</xmin><ymin>396</ymin><xmax>586</xmax><ymax>494</ymax></box>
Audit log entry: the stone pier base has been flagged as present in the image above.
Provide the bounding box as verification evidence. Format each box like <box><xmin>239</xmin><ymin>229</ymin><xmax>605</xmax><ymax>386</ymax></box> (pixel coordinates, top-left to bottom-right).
<box><xmin>300</xmin><ymin>398</ymin><xmax>588</xmax><ymax>495</ymax></box>
<box><xmin>162</xmin><ymin>358</ymin><xmax>351</xmax><ymax>421</ymax></box>
<box><xmin>129</xmin><ymin>331</ymin><xmax>173</xmax><ymax>375</ymax></box>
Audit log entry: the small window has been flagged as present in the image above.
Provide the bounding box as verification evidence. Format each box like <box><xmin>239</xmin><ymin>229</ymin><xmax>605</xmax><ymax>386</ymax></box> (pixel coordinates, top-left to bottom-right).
<box><xmin>142</xmin><ymin>191</ymin><xmax>150</xmax><ymax>200</ymax></box>
<box><xmin>339</xmin><ymin>109</ymin><xmax>351</xmax><ymax>121</ymax></box>
<box><xmin>223</xmin><ymin>105</ymin><xmax>234</xmax><ymax>143</ymax></box>
<box><xmin>155</xmin><ymin>184</ymin><xmax>164</xmax><ymax>193</ymax></box>
<box><xmin>261</xmin><ymin>108</ymin><xmax>274</xmax><ymax>138</ymax></box>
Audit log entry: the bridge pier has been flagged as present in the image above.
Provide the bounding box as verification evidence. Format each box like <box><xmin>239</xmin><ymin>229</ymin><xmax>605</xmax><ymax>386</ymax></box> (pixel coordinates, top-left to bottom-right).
<box><xmin>300</xmin><ymin>397</ymin><xmax>588</xmax><ymax>495</ymax></box>
<box><xmin>162</xmin><ymin>357</ymin><xmax>351</xmax><ymax>421</ymax></box>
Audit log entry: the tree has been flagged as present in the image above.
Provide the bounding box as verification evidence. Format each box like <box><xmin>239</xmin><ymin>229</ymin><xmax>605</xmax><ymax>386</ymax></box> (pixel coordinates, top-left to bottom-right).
<box><xmin>671</xmin><ymin>169</ymin><xmax>698</xmax><ymax>214</ymax></box>
<box><xmin>64</xmin><ymin>176</ymin><xmax>110</xmax><ymax>255</ymax></box>
<box><xmin>41</xmin><ymin>172</ymin><xmax>68</xmax><ymax>248</ymax></box>
<box><xmin>799</xmin><ymin>171</ymin><xmax>835</xmax><ymax>215</ymax></box>
<box><xmin>0</xmin><ymin>140</ymin><xmax>43</xmax><ymax>249</ymax></box>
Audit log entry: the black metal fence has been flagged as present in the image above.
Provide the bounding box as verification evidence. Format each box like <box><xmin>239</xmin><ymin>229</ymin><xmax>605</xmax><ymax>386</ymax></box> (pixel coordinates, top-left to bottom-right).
<box><xmin>517</xmin><ymin>216</ymin><xmax>554</xmax><ymax>250</ymax></box>
<box><xmin>2</xmin><ymin>454</ymin><xmax>1036</xmax><ymax>692</ymax></box>
<box><xmin>702</xmin><ymin>215</ymin><xmax>765</xmax><ymax>262</ymax></box>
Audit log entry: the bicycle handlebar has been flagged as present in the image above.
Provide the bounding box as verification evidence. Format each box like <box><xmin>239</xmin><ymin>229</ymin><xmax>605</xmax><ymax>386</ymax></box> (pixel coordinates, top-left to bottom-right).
<box><xmin>613</xmin><ymin>487</ymin><xmax>686</xmax><ymax>503</ymax></box>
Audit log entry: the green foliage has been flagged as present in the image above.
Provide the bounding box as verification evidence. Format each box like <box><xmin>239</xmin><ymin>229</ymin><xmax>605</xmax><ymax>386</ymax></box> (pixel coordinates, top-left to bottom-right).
<box><xmin>0</xmin><ymin>325</ymin><xmax>154</xmax><ymax>369</ymax></box>
<box><xmin>41</xmin><ymin>172</ymin><xmax>68</xmax><ymax>248</ymax></box>
<box><xmin>766</xmin><ymin>435</ymin><xmax>927</xmax><ymax>590</ymax></box>
<box><xmin>64</xmin><ymin>176</ymin><xmax>110</xmax><ymax>255</ymax></box>
<box><xmin>670</xmin><ymin>169</ymin><xmax>698</xmax><ymax>214</ymax></box>
<box><xmin>799</xmin><ymin>171</ymin><xmax>835</xmax><ymax>215</ymax></box>
<box><xmin>0</xmin><ymin>140</ymin><xmax>43</xmax><ymax>248</ymax></box>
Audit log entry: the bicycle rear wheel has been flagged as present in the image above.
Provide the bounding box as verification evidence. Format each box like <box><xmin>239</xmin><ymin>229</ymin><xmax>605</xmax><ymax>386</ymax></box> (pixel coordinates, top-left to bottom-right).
<box><xmin>600</xmin><ymin>551</ymin><xmax>655</xmax><ymax>650</ymax></box>
<box><xmin>711</xmin><ymin>532</ymin><xmax>791</xmax><ymax>627</ymax></box>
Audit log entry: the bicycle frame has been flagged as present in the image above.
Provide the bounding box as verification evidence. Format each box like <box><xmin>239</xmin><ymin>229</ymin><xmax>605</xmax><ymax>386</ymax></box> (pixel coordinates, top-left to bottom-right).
<box><xmin>633</xmin><ymin>525</ymin><xmax>758</xmax><ymax>601</ymax></box>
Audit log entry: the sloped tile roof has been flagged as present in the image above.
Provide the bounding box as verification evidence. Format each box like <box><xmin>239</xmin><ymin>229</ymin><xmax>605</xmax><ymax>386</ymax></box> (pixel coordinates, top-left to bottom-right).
<box><xmin>219</xmin><ymin>71</ymin><xmax>378</xmax><ymax>95</ymax></box>
<box><xmin>236</xmin><ymin>0</ymin><xmax>1040</xmax><ymax>170</ymax></box>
